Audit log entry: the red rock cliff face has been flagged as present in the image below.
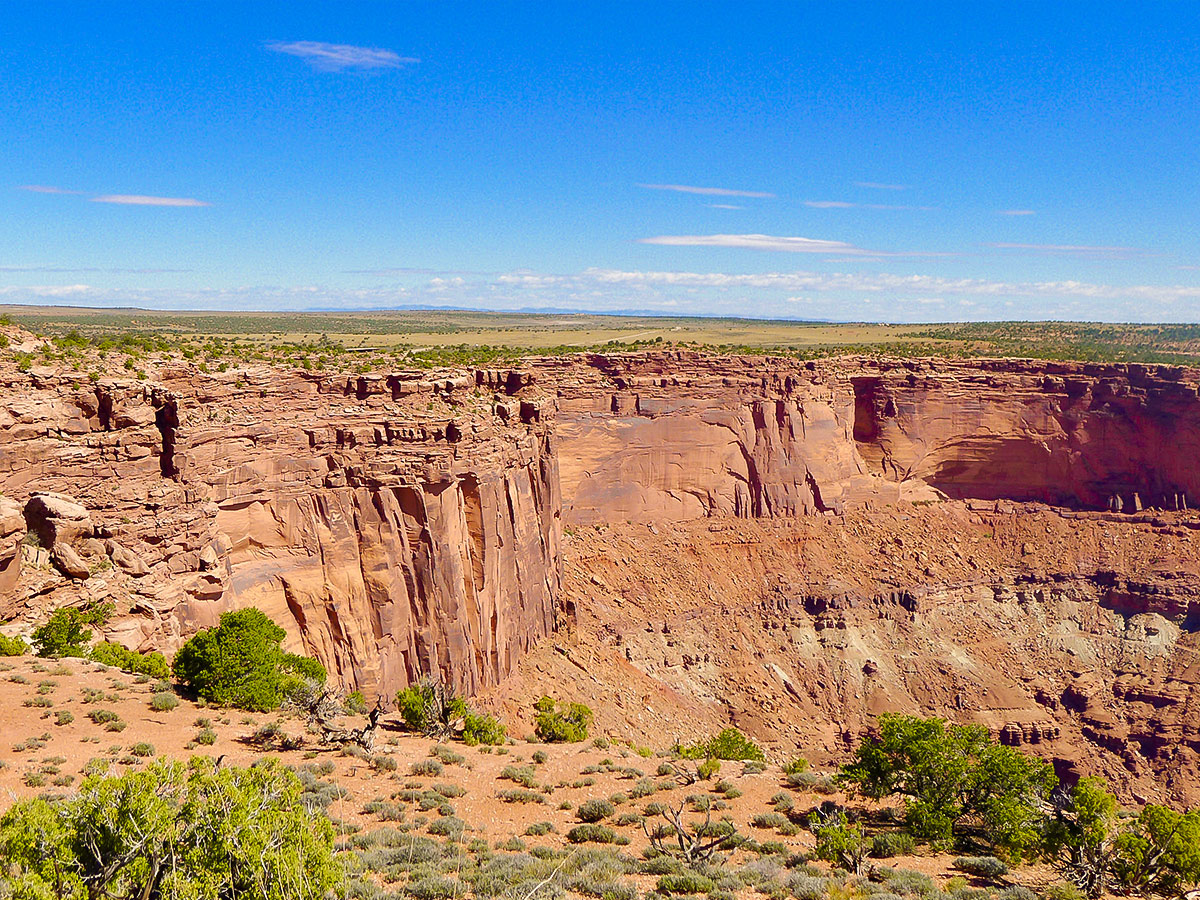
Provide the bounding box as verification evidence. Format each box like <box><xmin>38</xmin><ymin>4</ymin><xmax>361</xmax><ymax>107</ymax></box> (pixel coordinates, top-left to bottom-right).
<box><xmin>851</xmin><ymin>359</ymin><xmax>1200</xmax><ymax>510</ymax></box>
<box><xmin>534</xmin><ymin>353</ymin><xmax>876</xmax><ymax>524</ymax></box>
<box><xmin>0</xmin><ymin>364</ymin><xmax>560</xmax><ymax>698</ymax></box>
<box><xmin>6</xmin><ymin>349</ymin><xmax>1200</xmax><ymax>710</ymax></box>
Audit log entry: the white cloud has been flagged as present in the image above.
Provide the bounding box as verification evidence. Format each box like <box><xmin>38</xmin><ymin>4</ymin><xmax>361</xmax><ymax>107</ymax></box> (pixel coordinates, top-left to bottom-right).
<box><xmin>5</xmin><ymin>267</ymin><xmax>1200</xmax><ymax>322</ymax></box>
<box><xmin>804</xmin><ymin>200</ymin><xmax>935</xmax><ymax>211</ymax></box>
<box><xmin>17</xmin><ymin>185</ymin><xmax>84</xmax><ymax>195</ymax></box>
<box><xmin>639</xmin><ymin>233</ymin><xmax>946</xmax><ymax>258</ymax></box>
<box><xmin>707</xmin><ymin>203</ymin><xmax>744</xmax><ymax>210</ymax></box>
<box><xmin>637</xmin><ymin>183</ymin><xmax>775</xmax><ymax>198</ymax></box>
<box><xmin>998</xmin><ymin>209</ymin><xmax>1036</xmax><ymax>216</ymax></box>
<box><xmin>267</xmin><ymin>41</ymin><xmax>418</xmax><ymax>71</ymax></box>
<box><xmin>90</xmin><ymin>195</ymin><xmax>210</xmax><ymax>207</ymax></box>
<box><xmin>853</xmin><ymin>182</ymin><xmax>907</xmax><ymax>190</ymax></box>
<box><xmin>639</xmin><ymin>234</ymin><xmax>869</xmax><ymax>254</ymax></box>
<box><xmin>984</xmin><ymin>242</ymin><xmax>1145</xmax><ymax>259</ymax></box>
<box><xmin>0</xmin><ymin>284</ymin><xmax>93</xmax><ymax>297</ymax></box>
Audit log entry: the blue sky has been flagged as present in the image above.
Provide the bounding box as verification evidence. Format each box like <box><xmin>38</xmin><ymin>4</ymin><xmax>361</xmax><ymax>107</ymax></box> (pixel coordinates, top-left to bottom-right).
<box><xmin>3</xmin><ymin>2</ymin><xmax>1200</xmax><ymax>322</ymax></box>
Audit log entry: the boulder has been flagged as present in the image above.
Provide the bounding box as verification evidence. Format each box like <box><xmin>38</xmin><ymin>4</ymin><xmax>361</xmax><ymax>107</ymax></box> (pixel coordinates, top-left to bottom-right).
<box><xmin>52</xmin><ymin>542</ymin><xmax>91</xmax><ymax>580</ymax></box>
<box><xmin>107</xmin><ymin>541</ymin><xmax>150</xmax><ymax>577</ymax></box>
<box><xmin>24</xmin><ymin>492</ymin><xmax>93</xmax><ymax>547</ymax></box>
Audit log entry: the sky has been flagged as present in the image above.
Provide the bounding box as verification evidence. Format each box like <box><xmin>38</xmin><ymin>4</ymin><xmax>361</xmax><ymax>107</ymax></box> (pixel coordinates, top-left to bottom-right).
<box><xmin>3</xmin><ymin>2</ymin><xmax>1200</xmax><ymax>323</ymax></box>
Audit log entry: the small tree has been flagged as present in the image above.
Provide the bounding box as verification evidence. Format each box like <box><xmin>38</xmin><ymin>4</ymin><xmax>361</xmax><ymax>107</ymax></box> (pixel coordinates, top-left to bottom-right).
<box><xmin>396</xmin><ymin>680</ymin><xmax>467</xmax><ymax>738</ymax></box>
<box><xmin>811</xmin><ymin>810</ymin><xmax>871</xmax><ymax>875</ymax></box>
<box><xmin>1045</xmin><ymin>777</ymin><xmax>1120</xmax><ymax>897</ymax></box>
<box><xmin>172</xmin><ymin>608</ymin><xmax>325</xmax><ymax>711</ymax></box>
<box><xmin>31</xmin><ymin>602</ymin><xmax>113</xmax><ymax>658</ymax></box>
<box><xmin>643</xmin><ymin>800</ymin><xmax>738</xmax><ymax>867</ymax></box>
<box><xmin>1111</xmin><ymin>805</ymin><xmax>1200</xmax><ymax>897</ymax></box>
<box><xmin>0</xmin><ymin>757</ymin><xmax>341</xmax><ymax>899</ymax></box>
<box><xmin>840</xmin><ymin>713</ymin><xmax>1056</xmax><ymax>856</ymax></box>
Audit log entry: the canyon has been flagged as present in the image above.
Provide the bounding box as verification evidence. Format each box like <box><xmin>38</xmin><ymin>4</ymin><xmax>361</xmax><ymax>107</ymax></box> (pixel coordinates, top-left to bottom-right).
<box><xmin>4</xmin><ymin>334</ymin><xmax>1200</xmax><ymax>800</ymax></box>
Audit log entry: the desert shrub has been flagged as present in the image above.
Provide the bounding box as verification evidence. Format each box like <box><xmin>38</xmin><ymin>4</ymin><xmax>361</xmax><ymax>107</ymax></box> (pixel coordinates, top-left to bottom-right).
<box><xmin>88</xmin><ymin>708</ymin><xmax>120</xmax><ymax>725</ymax></box>
<box><xmin>567</xmin><ymin>824</ymin><xmax>617</xmax><ymax>844</ymax></box>
<box><xmin>410</xmin><ymin>759</ymin><xmax>444</xmax><ymax>777</ymax></box>
<box><xmin>195</xmin><ymin>728</ymin><xmax>217</xmax><ymax>745</ymax></box>
<box><xmin>54</xmin><ymin>709</ymin><xmax>75</xmax><ymax>726</ymax></box>
<box><xmin>532</xmin><ymin>750</ymin><xmax>548</xmax><ymax>765</ymax></box>
<box><xmin>0</xmin><ymin>633</ymin><xmax>29</xmax><ymax>656</ymax></box>
<box><xmin>657</xmin><ymin>872</ymin><xmax>716</xmax><ymax>894</ymax></box>
<box><xmin>871</xmin><ymin>831</ymin><xmax>917</xmax><ymax>858</ymax></box>
<box><xmin>533</xmin><ymin>696</ymin><xmax>592</xmax><ymax>743</ymax></box>
<box><xmin>462</xmin><ymin>710</ymin><xmax>507</xmax><ymax>746</ymax></box>
<box><xmin>953</xmin><ymin>856</ymin><xmax>1009</xmax><ymax>879</ymax></box>
<box><xmin>173</xmin><ymin>608</ymin><xmax>324</xmax><ymax>711</ymax></box>
<box><xmin>150</xmin><ymin>691</ymin><xmax>179</xmax><ymax>712</ymax></box>
<box><xmin>370</xmin><ymin>755</ymin><xmax>398</xmax><ymax>773</ymax></box>
<box><xmin>1041</xmin><ymin>885</ymin><xmax>1084</xmax><ymax>900</ymax></box>
<box><xmin>407</xmin><ymin>876</ymin><xmax>466</xmax><ymax>900</ymax></box>
<box><xmin>577</xmin><ymin>799</ymin><xmax>615</xmax><ymax>823</ymax></box>
<box><xmin>90</xmin><ymin>641</ymin><xmax>170</xmax><ymax>679</ymax></box>
<box><xmin>882</xmin><ymin>869</ymin><xmax>936</xmax><ymax>897</ymax></box>
<box><xmin>525</xmin><ymin>821</ymin><xmax>554</xmax><ymax>836</ymax></box>
<box><xmin>784</xmin><ymin>758</ymin><xmax>810</xmax><ymax>775</ymax></box>
<box><xmin>426</xmin><ymin>816</ymin><xmax>465</xmax><ymax>838</ymax></box>
<box><xmin>698</xmin><ymin>758</ymin><xmax>721</xmax><ymax>780</ymax></box>
<box><xmin>500</xmin><ymin>765</ymin><xmax>538</xmax><ymax>788</ymax></box>
<box><xmin>995</xmin><ymin>887</ymin><xmax>1037</xmax><ymax>900</ymax></box>
<box><xmin>430</xmin><ymin>745</ymin><xmax>465</xmax><ymax>766</ymax></box>
<box><xmin>787</xmin><ymin>771</ymin><xmax>838</xmax><ymax>794</ymax></box>
<box><xmin>32</xmin><ymin>603</ymin><xmax>112</xmax><ymax>657</ymax></box>
<box><xmin>129</xmin><ymin>742</ymin><xmax>156</xmax><ymax>757</ymax></box>
<box><xmin>677</xmin><ymin>727</ymin><xmax>765</xmax><ymax>762</ymax></box>
<box><xmin>498</xmin><ymin>789</ymin><xmax>546</xmax><ymax>804</ymax></box>
<box><xmin>344</xmin><ymin>690</ymin><xmax>368</xmax><ymax>715</ymax></box>
<box><xmin>752</xmin><ymin>812</ymin><xmax>789</xmax><ymax>830</ymax></box>
<box><xmin>786</xmin><ymin>873</ymin><xmax>831</xmax><ymax>900</ymax></box>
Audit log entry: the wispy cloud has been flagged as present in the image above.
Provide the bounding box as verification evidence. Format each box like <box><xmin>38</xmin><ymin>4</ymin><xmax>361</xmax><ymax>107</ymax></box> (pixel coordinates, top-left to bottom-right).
<box><xmin>804</xmin><ymin>200</ymin><xmax>934</xmax><ymax>211</ymax></box>
<box><xmin>267</xmin><ymin>41</ymin><xmax>418</xmax><ymax>71</ymax></box>
<box><xmin>637</xmin><ymin>183</ymin><xmax>775</xmax><ymax>198</ymax></box>
<box><xmin>984</xmin><ymin>242</ymin><xmax>1146</xmax><ymax>259</ymax></box>
<box><xmin>640</xmin><ymin>234</ymin><xmax>865</xmax><ymax>254</ymax></box>
<box><xmin>0</xmin><ymin>266</ymin><xmax>190</xmax><ymax>274</ymax></box>
<box><xmin>639</xmin><ymin>233</ymin><xmax>944</xmax><ymax>257</ymax></box>
<box><xmin>90</xmin><ymin>195</ymin><xmax>210</xmax><ymax>207</ymax></box>
<box><xmin>345</xmin><ymin>266</ymin><xmax>494</xmax><ymax>277</ymax></box>
<box><xmin>998</xmin><ymin>209</ymin><xmax>1036</xmax><ymax>216</ymax></box>
<box><xmin>853</xmin><ymin>181</ymin><xmax>907</xmax><ymax>190</ymax></box>
<box><xmin>707</xmin><ymin>203</ymin><xmax>744</xmax><ymax>210</ymax></box>
<box><xmin>18</xmin><ymin>185</ymin><xmax>84</xmax><ymax>195</ymax></box>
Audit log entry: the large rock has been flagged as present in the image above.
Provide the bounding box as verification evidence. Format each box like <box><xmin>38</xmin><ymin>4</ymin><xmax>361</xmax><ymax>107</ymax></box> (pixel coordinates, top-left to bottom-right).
<box><xmin>23</xmin><ymin>492</ymin><xmax>93</xmax><ymax>547</ymax></box>
<box><xmin>51</xmin><ymin>542</ymin><xmax>91</xmax><ymax>580</ymax></box>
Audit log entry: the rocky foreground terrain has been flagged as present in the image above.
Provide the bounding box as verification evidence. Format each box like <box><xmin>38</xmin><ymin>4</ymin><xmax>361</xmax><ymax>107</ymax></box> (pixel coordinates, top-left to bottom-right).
<box><xmin>5</xmin><ymin>325</ymin><xmax>1200</xmax><ymax>802</ymax></box>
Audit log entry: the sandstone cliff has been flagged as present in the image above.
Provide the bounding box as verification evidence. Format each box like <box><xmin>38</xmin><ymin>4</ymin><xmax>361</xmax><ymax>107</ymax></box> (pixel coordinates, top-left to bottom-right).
<box><xmin>8</xmin><ymin>341</ymin><xmax>1200</xmax><ymax>803</ymax></box>
<box><xmin>0</xmin><ymin>361</ymin><xmax>560</xmax><ymax>698</ymax></box>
